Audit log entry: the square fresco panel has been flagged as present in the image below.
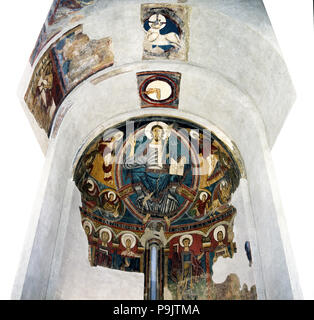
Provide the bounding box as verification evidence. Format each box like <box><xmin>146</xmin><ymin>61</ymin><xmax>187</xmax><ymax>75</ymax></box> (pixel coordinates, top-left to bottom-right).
<box><xmin>25</xmin><ymin>25</ymin><xmax>114</xmax><ymax>135</ymax></box>
<box><xmin>48</xmin><ymin>0</ymin><xmax>95</xmax><ymax>26</ymax></box>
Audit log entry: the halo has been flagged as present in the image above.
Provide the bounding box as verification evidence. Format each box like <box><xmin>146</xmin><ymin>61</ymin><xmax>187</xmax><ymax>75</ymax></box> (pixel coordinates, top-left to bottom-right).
<box><xmin>121</xmin><ymin>233</ymin><xmax>137</xmax><ymax>249</ymax></box>
<box><xmin>86</xmin><ymin>178</ymin><xmax>95</xmax><ymax>192</ymax></box>
<box><xmin>190</xmin><ymin>130</ymin><xmax>200</xmax><ymax>140</ymax></box>
<box><xmin>107</xmin><ymin>191</ymin><xmax>117</xmax><ymax>201</ymax></box>
<box><xmin>214</xmin><ymin>225</ymin><xmax>226</xmax><ymax>242</ymax></box>
<box><xmin>148</xmin><ymin>14</ymin><xmax>166</xmax><ymax>30</ymax></box>
<box><xmin>99</xmin><ymin>227</ymin><xmax>112</xmax><ymax>243</ymax></box>
<box><xmin>199</xmin><ymin>191</ymin><xmax>209</xmax><ymax>200</ymax></box>
<box><xmin>144</xmin><ymin>121</ymin><xmax>170</xmax><ymax>140</ymax></box>
<box><xmin>179</xmin><ymin>234</ymin><xmax>193</xmax><ymax>247</ymax></box>
<box><xmin>82</xmin><ymin>220</ymin><xmax>92</xmax><ymax>235</ymax></box>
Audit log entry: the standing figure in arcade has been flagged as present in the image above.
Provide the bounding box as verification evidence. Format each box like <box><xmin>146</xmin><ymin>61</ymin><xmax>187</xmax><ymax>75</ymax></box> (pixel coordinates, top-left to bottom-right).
<box><xmin>119</xmin><ymin>234</ymin><xmax>141</xmax><ymax>272</ymax></box>
<box><xmin>95</xmin><ymin>228</ymin><xmax>113</xmax><ymax>268</ymax></box>
<box><xmin>174</xmin><ymin>235</ymin><xmax>205</xmax><ymax>299</ymax></box>
<box><xmin>83</xmin><ymin>221</ymin><xmax>97</xmax><ymax>266</ymax></box>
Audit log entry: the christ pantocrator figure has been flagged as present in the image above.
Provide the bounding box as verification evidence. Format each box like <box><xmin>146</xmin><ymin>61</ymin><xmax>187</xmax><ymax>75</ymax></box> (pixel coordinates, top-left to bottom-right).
<box><xmin>124</xmin><ymin>121</ymin><xmax>186</xmax><ymax>218</ymax></box>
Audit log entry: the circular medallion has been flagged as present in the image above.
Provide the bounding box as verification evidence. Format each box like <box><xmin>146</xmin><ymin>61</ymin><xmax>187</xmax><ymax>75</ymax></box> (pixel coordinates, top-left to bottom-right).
<box><xmin>139</xmin><ymin>75</ymin><xmax>178</xmax><ymax>106</ymax></box>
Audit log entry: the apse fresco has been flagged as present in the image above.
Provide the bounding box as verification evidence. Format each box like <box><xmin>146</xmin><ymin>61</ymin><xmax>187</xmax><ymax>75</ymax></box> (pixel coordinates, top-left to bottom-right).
<box><xmin>48</xmin><ymin>0</ymin><xmax>95</xmax><ymax>26</ymax></box>
<box><xmin>25</xmin><ymin>25</ymin><xmax>113</xmax><ymax>135</ymax></box>
<box><xmin>74</xmin><ymin>116</ymin><xmax>257</xmax><ymax>300</ymax></box>
<box><xmin>141</xmin><ymin>4</ymin><xmax>190</xmax><ymax>61</ymax></box>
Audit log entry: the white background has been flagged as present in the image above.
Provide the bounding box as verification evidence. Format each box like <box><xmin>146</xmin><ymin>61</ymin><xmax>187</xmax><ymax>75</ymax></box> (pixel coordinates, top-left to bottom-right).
<box><xmin>0</xmin><ymin>1</ymin><xmax>313</xmax><ymax>300</ymax></box>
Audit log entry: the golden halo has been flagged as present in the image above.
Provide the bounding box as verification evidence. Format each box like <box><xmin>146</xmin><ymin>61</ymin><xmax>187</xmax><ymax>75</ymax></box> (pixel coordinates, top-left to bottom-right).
<box><xmin>199</xmin><ymin>191</ymin><xmax>209</xmax><ymax>200</ymax></box>
<box><xmin>214</xmin><ymin>225</ymin><xmax>226</xmax><ymax>241</ymax></box>
<box><xmin>99</xmin><ymin>227</ymin><xmax>112</xmax><ymax>243</ymax></box>
<box><xmin>179</xmin><ymin>234</ymin><xmax>193</xmax><ymax>247</ymax></box>
<box><xmin>145</xmin><ymin>121</ymin><xmax>170</xmax><ymax>140</ymax></box>
<box><xmin>107</xmin><ymin>191</ymin><xmax>117</xmax><ymax>201</ymax></box>
<box><xmin>83</xmin><ymin>220</ymin><xmax>92</xmax><ymax>235</ymax></box>
<box><xmin>86</xmin><ymin>178</ymin><xmax>95</xmax><ymax>192</ymax></box>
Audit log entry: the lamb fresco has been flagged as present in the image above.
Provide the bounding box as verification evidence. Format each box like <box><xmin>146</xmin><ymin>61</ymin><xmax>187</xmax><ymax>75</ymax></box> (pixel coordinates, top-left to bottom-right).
<box><xmin>142</xmin><ymin>4</ymin><xmax>190</xmax><ymax>61</ymax></box>
<box><xmin>73</xmin><ymin>116</ymin><xmax>256</xmax><ymax>300</ymax></box>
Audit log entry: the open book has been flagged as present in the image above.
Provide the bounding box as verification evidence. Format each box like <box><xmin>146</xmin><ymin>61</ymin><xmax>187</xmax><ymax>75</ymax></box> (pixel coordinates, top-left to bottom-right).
<box><xmin>170</xmin><ymin>156</ymin><xmax>186</xmax><ymax>176</ymax></box>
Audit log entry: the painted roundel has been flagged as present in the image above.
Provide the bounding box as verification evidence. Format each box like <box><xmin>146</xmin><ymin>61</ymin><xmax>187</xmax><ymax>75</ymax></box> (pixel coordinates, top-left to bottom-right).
<box><xmin>139</xmin><ymin>75</ymin><xmax>177</xmax><ymax>106</ymax></box>
<box><xmin>74</xmin><ymin>116</ymin><xmax>241</xmax><ymax>229</ymax></box>
<box><xmin>137</xmin><ymin>72</ymin><xmax>181</xmax><ymax>109</ymax></box>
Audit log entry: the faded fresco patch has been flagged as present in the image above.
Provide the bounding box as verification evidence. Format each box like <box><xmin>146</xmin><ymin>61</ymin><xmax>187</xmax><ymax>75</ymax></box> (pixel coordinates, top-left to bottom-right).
<box><xmin>25</xmin><ymin>25</ymin><xmax>114</xmax><ymax>135</ymax></box>
<box><xmin>142</xmin><ymin>4</ymin><xmax>190</xmax><ymax>61</ymax></box>
<box><xmin>48</xmin><ymin>0</ymin><xmax>95</xmax><ymax>26</ymax></box>
<box><xmin>208</xmin><ymin>274</ymin><xmax>257</xmax><ymax>300</ymax></box>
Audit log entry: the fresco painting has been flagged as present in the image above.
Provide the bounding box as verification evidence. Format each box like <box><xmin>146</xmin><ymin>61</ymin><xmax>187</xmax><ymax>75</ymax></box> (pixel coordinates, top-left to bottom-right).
<box><xmin>137</xmin><ymin>71</ymin><xmax>181</xmax><ymax>109</ymax></box>
<box><xmin>74</xmin><ymin>116</ymin><xmax>256</xmax><ymax>300</ymax></box>
<box><xmin>50</xmin><ymin>25</ymin><xmax>114</xmax><ymax>91</ymax></box>
<box><xmin>142</xmin><ymin>4</ymin><xmax>190</xmax><ymax>61</ymax></box>
<box><xmin>25</xmin><ymin>25</ymin><xmax>114</xmax><ymax>135</ymax></box>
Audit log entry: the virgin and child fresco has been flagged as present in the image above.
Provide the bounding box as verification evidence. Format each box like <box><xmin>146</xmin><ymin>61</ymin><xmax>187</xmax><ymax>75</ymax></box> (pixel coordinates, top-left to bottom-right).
<box><xmin>73</xmin><ymin>115</ymin><xmax>257</xmax><ymax>300</ymax></box>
